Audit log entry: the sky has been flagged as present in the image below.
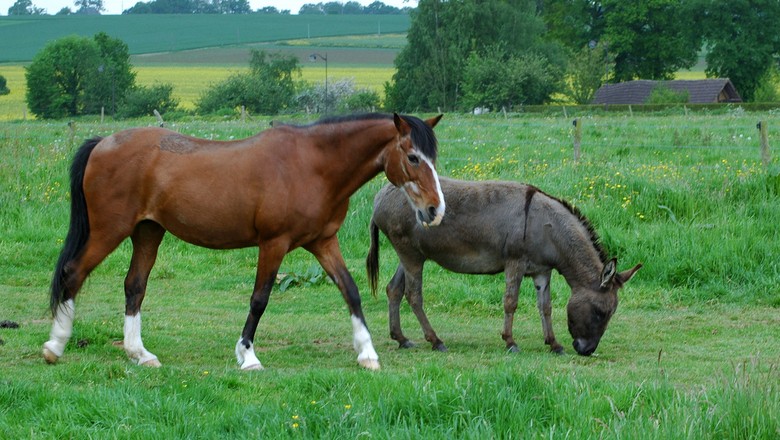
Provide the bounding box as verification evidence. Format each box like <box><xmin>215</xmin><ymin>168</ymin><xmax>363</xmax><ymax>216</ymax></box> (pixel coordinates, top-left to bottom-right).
<box><xmin>2</xmin><ymin>0</ymin><xmax>417</xmax><ymax>15</ymax></box>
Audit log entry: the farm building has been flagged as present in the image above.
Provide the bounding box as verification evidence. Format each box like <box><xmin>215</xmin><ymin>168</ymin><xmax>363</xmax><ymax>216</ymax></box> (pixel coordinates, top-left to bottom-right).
<box><xmin>592</xmin><ymin>79</ymin><xmax>742</xmax><ymax>105</ymax></box>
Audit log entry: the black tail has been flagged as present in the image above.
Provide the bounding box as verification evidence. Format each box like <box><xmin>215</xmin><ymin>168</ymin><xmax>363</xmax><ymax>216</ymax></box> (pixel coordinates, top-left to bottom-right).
<box><xmin>50</xmin><ymin>137</ymin><xmax>101</xmax><ymax>315</ymax></box>
<box><xmin>366</xmin><ymin>219</ymin><xmax>380</xmax><ymax>298</ymax></box>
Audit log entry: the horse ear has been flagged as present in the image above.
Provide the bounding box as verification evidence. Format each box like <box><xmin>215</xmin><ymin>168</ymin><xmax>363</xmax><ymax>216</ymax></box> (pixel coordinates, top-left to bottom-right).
<box><xmin>600</xmin><ymin>258</ymin><xmax>617</xmax><ymax>288</ymax></box>
<box><xmin>393</xmin><ymin>113</ymin><xmax>411</xmax><ymax>135</ymax></box>
<box><xmin>618</xmin><ymin>263</ymin><xmax>642</xmax><ymax>284</ymax></box>
<box><xmin>426</xmin><ymin>114</ymin><xmax>443</xmax><ymax>128</ymax></box>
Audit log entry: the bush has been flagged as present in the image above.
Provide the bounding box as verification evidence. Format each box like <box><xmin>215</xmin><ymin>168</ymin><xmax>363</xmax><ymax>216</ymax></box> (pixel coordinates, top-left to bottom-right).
<box><xmin>296</xmin><ymin>78</ymin><xmax>380</xmax><ymax>113</ymax></box>
<box><xmin>115</xmin><ymin>83</ymin><xmax>179</xmax><ymax>118</ymax></box>
<box><xmin>0</xmin><ymin>74</ymin><xmax>9</xmax><ymax>95</ymax></box>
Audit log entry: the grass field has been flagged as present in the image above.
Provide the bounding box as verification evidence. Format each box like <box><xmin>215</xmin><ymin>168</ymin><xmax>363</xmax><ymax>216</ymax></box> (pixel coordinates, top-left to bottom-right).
<box><xmin>1</xmin><ymin>112</ymin><xmax>778</xmax><ymax>437</ymax></box>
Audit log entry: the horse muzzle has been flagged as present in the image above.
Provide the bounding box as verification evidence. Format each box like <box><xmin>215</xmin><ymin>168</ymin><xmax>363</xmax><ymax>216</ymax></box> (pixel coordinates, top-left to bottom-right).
<box><xmin>416</xmin><ymin>204</ymin><xmax>444</xmax><ymax>228</ymax></box>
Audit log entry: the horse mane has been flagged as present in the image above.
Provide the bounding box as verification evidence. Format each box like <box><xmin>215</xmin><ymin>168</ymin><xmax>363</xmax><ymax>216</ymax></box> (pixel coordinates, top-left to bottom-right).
<box><xmin>530</xmin><ymin>185</ymin><xmax>609</xmax><ymax>264</ymax></box>
<box><xmin>303</xmin><ymin>113</ymin><xmax>439</xmax><ymax>162</ymax></box>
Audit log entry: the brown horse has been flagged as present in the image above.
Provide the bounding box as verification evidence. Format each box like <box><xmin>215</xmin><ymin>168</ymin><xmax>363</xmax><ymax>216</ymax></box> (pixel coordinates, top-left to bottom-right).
<box><xmin>367</xmin><ymin>177</ymin><xmax>641</xmax><ymax>356</ymax></box>
<box><xmin>43</xmin><ymin>113</ymin><xmax>446</xmax><ymax>370</ymax></box>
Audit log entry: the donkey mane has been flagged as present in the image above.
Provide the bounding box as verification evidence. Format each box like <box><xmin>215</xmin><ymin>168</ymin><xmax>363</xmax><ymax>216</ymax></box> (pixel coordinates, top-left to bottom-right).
<box><xmin>531</xmin><ymin>185</ymin><xmax>609</xmax><ymax>264</ymax></box>
<box><xmin>305</xmin><ymin>113</ymin><xmax>439</xmax><ymax>161</ymax></box>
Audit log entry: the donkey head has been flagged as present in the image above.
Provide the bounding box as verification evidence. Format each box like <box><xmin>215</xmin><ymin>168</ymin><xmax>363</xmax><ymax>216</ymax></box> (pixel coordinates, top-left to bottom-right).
<box><xmin>566</xmin><ymin>259</ymin><xmax>642</xmax><ymax>356</ymax></box>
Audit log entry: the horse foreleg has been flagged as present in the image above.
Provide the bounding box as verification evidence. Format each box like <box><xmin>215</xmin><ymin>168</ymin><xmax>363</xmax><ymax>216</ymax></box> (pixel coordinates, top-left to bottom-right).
<box><xmin>123</xmin><ymin>221</ymin><xmax>165</xmax><ymax>367</ymax></box>
<box><xmin>236</xmin><ymin>242</ymin><xmax>288</xmax><ymax>371</ymax></box>
<box><xmin>501</xmin><ymin>261</ymin><xmax>524</xmax><ymax>353</ymax></box>
<box><xmin>403</xmin><ymin>264</ymin><xmax>446</xmax><ymax>352</ymax></box>
<box><xmin>308</xmin><ymin>237</ymin><xmax>380</xmax><ymax>370</ymax></box>
<box><xmin>387</xmin><ymin>266</ymin><xmax>415</xmax><ymax>349</ymax></box>
<box><xmin>534</xmin><ymin>272</ymin><xmax>563</xmax><ymax>354</ymax></box>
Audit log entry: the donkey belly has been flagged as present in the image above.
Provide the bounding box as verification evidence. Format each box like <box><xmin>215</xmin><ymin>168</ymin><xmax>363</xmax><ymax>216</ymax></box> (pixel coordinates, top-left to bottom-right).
<box><xmin>429</xmin><ymin>250</ymin><xmax>505</xmax><ymax>275</ymax></box>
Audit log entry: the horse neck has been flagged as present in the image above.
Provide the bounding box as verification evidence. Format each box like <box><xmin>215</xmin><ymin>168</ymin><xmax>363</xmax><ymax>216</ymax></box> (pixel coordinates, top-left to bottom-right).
<box><xmin>312</xmin><ymin>120</ymin><xmax>395</xmax><ymax>200</ymax></box>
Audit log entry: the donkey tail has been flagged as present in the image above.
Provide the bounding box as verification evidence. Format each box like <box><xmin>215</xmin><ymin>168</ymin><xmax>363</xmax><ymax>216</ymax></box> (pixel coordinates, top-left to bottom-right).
<box><xmin>366</xmin><ymin>218</ymin><xmax>381</xmax><ymax>298</ymax></box>
<box><xmin>50</xmin><ymin>137</ymin><xmax>102</xmax><ymax>315</ymax></box>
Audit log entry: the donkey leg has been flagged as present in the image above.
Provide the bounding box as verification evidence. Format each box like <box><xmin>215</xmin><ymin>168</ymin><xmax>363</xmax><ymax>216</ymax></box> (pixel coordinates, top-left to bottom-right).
<box><xmin>236</xmin><ymin>241</ymin><xmax>288</xmax><ymax>371</ymax></box>
<box><xmin>387</xmin><ymin>266</ymin><xmax>415</xmax><ymax>349</ymax></box>
<box><xmin>308</xmin><ymin>236</ymin><xmax>379</xmax><ymax>370</ymax></box>
<box><xmin>403</xmin><ymin>265</ymin><xmax>446</xmax><ymax>352</ymax></box>
<box><xmin>534</xmin><ymin>272</ymin><xmax>563</xmax><ymax>354</ymax></box>
<box><xmin>501</xmin><ymin>261</ymin><xmax>524</xmax><ymax>353</ymax></box>
<box><xmin>123</xmin><ymin>221</ymin><xmax>165</xmax><ymax>367</ymax></box>
<box><xmin>43</xmin><ymin>232</ymin><xmax>125</xmax><ymax>364</ymax></box>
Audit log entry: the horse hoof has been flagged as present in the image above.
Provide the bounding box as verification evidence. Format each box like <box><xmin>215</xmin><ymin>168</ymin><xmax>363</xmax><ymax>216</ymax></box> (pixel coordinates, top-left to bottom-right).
<box><xmin>42</xmin><ymin>347</ymin><xmax>59</xmax><ymax>364</ymax></box>
<box><xmin>359</xmin><ymin>359</ymin><xmax>381</xmax><ymax>371</ymax></box>
<box><xmin>507</xmin><ymin>345</ymin><xmax>520</xmax><ymax>354</ymax></box>
<box><xmin>399</xmin><ymin>340</ymin><xmax>416</xmax><ymax>349</ymax></box>
<box><xmin>141</xmin><ymin>358</ymin><xmax>162</xmax><ymax>368</ymax></box>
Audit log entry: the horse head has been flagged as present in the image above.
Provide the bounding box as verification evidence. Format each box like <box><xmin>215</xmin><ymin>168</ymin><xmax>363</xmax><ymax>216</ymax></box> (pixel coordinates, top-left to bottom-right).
<box><xmin>566</xmin><ymin>259</ymin><xmax>642</xmax><ymax>356</ymax></box>
<box><xmin>383</xmin><ymin>113</ymin><xmax>446</xmax><ymax>227</ymax></box>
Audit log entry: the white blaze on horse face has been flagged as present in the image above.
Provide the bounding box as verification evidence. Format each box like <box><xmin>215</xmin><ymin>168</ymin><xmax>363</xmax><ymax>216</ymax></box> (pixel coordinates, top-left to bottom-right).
<box><xmin>351</xmin><ymin>315</ymin><xmax>380</xmax><ymax>370</ymax></box>
<box><xmin>235</xmin><ymin>338</ymin><xmax>263</xmax><ymax>370</ymax></box>
<box><xmin>400</xmin><ymin>154</ymin><xmax>445</xmax><ymax>228</ymax></box>
<box><xmin>123</xmin><ymin>313</ymin><xmax>161</xmax><ymax>367</ymax></box>
<box><xmin>43</xmin><ymin>299</ymin><xmax>75</xmax><ymax>361</ymax></box>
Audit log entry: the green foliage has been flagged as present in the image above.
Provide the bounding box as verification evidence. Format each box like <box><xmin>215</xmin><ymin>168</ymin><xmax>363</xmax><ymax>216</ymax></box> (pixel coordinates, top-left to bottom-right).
<box><xmin>196</xmin><ymin>50</ymin><xmax>301</xmax><ymax>116</ymax></box>
<box><xmin>0</xmin><ymin>74</ymin><xmax>9</xmax><ymax>96</ymax></box>
<box><xmin>25</xmin><ymin>35</ymin><xmax>101</xmax><ymax>119</ymax></box>
<box><xmin>752</xmin><ymin>66</ymin><xmax>780</xmax><ymax>103</ymax></box>
<box><xmin>461</xmin><ymin>46</ymin><xmax>563</xmax><ymax>110</ymax></box>
<box><xmin>566</xmin><ymin>43</ymin><xmax>613</xmax><ymax>105</ymax></box>
<box><xmin>541</xmin><ymin>0</ymin><xmax>604</xmax><ymax>52</ymax></box>
<box><xmin>116</xmin><ymin>83</ymin><xmax>179</xmax><ymax>118</ymax></box>
<box><xmin>24</xmin><ymin>33</ymin><xmax>135</xmax><ymax>119</ymax></box>
<box><xmin>386</xmin><ymin>0</ymin><xmax>565</xmax><ymax>112</ymax></box>
<box><xmin>297</xmin><ymin>77</ymin><xmax>380</xmax><ymax>114</ymax></box>
<box><xmin>646</xmin><ymin>85</ymin><xmax>689</xmax><ymax>104</ymax></box>
<box><xmin>7</xmin><ymin>0</ymin><xmax>45</xmax><ymax>15</ymax></box>
<box><xmin>603</xmin><ymin>0</ymin><xmax>701</xmax><ymax>81</ymax></box>
<box><xmin>699</xmin><ymin>0</ymin><xmax>780</xmax><ymax>102</ymax></box>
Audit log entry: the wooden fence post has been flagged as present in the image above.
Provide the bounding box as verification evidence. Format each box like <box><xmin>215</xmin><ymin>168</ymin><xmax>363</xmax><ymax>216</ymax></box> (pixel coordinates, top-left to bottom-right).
<box><xmin>757</xmin><ymin>121</ymin><xmax>771</xmax><ymax>167</ymax></box>
<box><xmin>573</xmin><ymin>118</ymin><xmax>582</xmax><ymax>163</ymax></box>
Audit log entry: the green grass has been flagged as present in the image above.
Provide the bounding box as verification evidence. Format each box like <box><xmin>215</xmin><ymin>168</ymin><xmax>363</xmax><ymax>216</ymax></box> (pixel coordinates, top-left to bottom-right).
<box><xmin>0</xmin><ymin>14</ymin><xmax>411</xmax><ymax>62</ymax></box>
<box><xmin>1</xmin><ymin>112</ymin><xmax>779</xmax><ymax>437</ymax></box>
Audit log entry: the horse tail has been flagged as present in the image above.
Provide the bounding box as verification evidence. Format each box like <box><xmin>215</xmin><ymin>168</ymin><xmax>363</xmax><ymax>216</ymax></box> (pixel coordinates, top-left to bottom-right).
<box><xmin>366</xmin><ymin>218</ymin><xmax>380</xmax><ymax>298</ymax></box>
<box><xmin>50</xmin><ymin>137</ymin><xmax>101</xmax><ymax>315</ymax></box>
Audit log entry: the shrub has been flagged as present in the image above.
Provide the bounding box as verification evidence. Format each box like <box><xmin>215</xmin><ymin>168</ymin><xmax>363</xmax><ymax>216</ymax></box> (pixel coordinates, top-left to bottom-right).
<box><xmin>116</xmin><ymin>83</ymin><xmax>179</xmax><ymax>118</ymax></box>
<box><xmin>0</xmin><ymin>74</ymin><xmax>9</xmax><ymax>95</ymax></box>
<box><xmin>646</xmin><ymin>85</ymin><xmax>689</xmax><ymax>104</ymax></box>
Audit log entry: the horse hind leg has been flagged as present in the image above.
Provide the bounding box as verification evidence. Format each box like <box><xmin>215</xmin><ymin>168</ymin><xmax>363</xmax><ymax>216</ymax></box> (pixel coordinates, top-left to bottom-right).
<box><xmin>123</xmin><ymin>221</ymin><xmax>165</xmax><ymax>367</ymax></box>
<box><xmin>43</xmin><ymin>230</ymin><xmax>127</xmax><ymax>364</ymax></box>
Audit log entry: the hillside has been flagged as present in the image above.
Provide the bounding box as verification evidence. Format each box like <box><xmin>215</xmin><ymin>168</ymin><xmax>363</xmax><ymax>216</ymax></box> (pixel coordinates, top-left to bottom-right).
<box><xmin>0</xmin><ymin>14</ymin><xmax>410</xmax><ymax>63</ymax></box>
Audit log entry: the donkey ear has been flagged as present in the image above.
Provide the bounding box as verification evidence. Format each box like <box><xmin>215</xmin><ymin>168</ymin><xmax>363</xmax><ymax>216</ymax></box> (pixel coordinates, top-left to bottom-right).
<box><xmin>618</xmin><ymin>263</ymin><xmax>642</xmax><ymax>284</ymax></box>
<box><xmin>426</xmin><ymin>114</ymin><xmax>443</xmax><ymax>128</ymax></box>
<box><xmin>393</xmin><ymin>113</ymin><xmax>411</xmax><ymax>135</ymax></box>
<box><xmin>600</xmin><ymin>258</ymin><xmax>617</xmax><ymax>288</ymax></box>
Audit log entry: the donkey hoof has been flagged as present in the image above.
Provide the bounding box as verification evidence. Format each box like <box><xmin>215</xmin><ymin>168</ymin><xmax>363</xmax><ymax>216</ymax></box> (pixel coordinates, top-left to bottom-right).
<box><xmin>399</xmin><ymin>340</ymin><xmax>417</xmax><ymax>349</ymax></box>
<box><xmin>42</xmin><ymin>347</ymin><xmax>59</xmax><ymax>364</ymax></box>
<box><xmin>140</xmin><ymin>358</ymin><xmax>162</xmax><ymax>368</ymax></box>
<box><xmin>551</xmin><ymin>345</ymin><xmax>565</xmax><ymax>355</ymax></box>
<box><xmin>359</xmin><ymin>358</ymin><xmax>381</xmax><ymax>371</ymax></box>
<box><xmin>432</xmin><ymin>342</ymin><xmax>448</xmax><ymax>352</ymax></box>
<box><xmin>507</xmin><ymin>344</ymin><xmax>520</xmax><ymax>354</ymax></box>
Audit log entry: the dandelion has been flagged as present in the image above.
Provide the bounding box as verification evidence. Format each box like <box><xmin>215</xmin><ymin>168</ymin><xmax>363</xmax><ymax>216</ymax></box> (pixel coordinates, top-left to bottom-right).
<box><xmin>292</xmin><ymin>423</ymin><xmax>299</xmax><ymax>429</ymax></box>
<box><xmin>310</xmin><ymin>400</ymin><xmax>317</xmax><ymax>405</ymax></box>
<box><xmin>292</xmin><ymin>415</ymin><xmax>299</xmax><ymax>420</ymax></box>
<box><xmin>345</xmin><ymin>404</ymin><xmax>352</xmax><ymax>410</ymax></box>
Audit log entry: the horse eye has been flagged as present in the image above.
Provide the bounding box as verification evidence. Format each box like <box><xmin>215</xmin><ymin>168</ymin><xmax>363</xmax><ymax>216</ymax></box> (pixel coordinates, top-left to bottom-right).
<box><xmin>407</xmin><ymin>154</ymin><xmax>420</xmax><ymax>165</ymax></box>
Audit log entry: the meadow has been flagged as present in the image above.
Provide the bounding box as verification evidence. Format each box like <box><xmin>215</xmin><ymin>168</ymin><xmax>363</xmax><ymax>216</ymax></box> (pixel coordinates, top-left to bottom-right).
<box><xmin>1</xmin><ymin>109</ymin><xmax>778</xmax><ymax>438</ymax></box>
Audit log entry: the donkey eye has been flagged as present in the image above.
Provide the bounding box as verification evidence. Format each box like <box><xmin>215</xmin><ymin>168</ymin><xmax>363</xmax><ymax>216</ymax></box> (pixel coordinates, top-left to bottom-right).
<box><xmin>407</xmin><ymin>154</ymin><xmax>420</xmax><ymax>165</ymax></box>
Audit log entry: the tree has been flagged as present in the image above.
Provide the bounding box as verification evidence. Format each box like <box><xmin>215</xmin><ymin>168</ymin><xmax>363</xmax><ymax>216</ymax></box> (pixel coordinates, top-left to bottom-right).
<box><xmin>196</xmin><ymin>50</ymin><xmax>301</xmax><ymax>115</ymax></box>
<box><xmin>565</xmin><ymin>42</ymin><xmax>613</xmax><ymax>104</ymax></box>
<box><xmin>218</xmin><ymin>0</ymin><xmax>250</xmax><ymax>14</ymax></box>
<box><xmin>697</xmin><ymin>0</ymin><xmax>780</xmax><ymax>102</ymax></box>
<box><xmin>25</xmin><ymin>33</ymin><xmax>135</xmax><ymax>119</ymax></box>
<box><xmin>386</xmin><ymin>0</ymin><xmax>565</xmax><ymax>112</ymax></box>
<box><xmin>540</xmin><ymin>0</ymin><xmax>605</xmax><ymax>52</ymax></box>
<box><xmin>25</xmin><ymin>36</ymin><xmax>101</xmax><ymax>119</ymax></box>
<box><xmin>8</xmin><ymin>0</ymin><xmax>45</xmax><ymax>15</ymax></box>
<box><xmin>75</xmin><ymin>0</ymin><xmax>104</xmax><ymax>12</ymax></box>
<box><xmin>602</xmin><ymin>0</ymin><xmax>700</xmax><ymax>81</ymax></box>
<box><xmin>0</xmin><ymin>75</ymin><xmax>10</xmax><ymax>96</ymax></box>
